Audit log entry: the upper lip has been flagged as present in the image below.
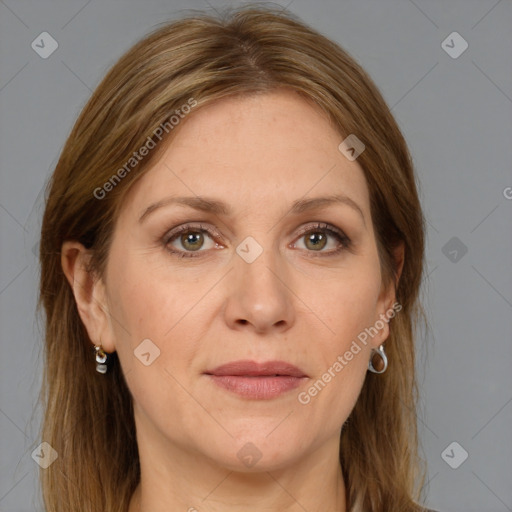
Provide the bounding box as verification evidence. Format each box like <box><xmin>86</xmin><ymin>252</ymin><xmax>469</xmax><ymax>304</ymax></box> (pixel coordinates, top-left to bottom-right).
<box><xmin>205</xmin><ymin>360</ymin><xmax>308</xmax><ymax>378</ymax></box>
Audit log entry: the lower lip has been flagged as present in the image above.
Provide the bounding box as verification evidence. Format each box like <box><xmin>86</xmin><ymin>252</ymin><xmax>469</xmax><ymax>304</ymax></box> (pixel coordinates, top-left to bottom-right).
<box><xmin>208</xmin><ymin>375</ymin><xmax>306</xmax><ymax>399</ymax></box>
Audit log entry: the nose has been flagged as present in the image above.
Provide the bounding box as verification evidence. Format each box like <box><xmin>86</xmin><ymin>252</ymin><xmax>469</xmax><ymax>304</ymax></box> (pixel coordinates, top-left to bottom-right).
<box><xmin>223</xmin><ymin>244</ymin><xmax>296</xmax><ymax>335</ymax></box>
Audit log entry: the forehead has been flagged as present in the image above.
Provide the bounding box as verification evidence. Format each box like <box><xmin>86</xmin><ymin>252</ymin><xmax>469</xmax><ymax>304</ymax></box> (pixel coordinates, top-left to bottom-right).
<box><xmin>119</xmin><ymin>90</ymin><xmax>370</xmax><ymax>221</ymax></box>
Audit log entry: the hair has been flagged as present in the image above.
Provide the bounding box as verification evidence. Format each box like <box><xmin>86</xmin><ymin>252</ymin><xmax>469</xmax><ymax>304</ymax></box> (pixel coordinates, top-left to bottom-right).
<box><xmin>39</xmin><ymin>5</ymin><xmax>426</xmax><ymax>512</ymax></box>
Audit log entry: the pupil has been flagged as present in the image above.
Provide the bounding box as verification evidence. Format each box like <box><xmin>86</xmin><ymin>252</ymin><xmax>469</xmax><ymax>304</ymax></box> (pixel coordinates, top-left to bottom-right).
<box><xmin>183</xmin><ymin>232</ymin><xmax>203</xmax><ymax>250</ymax></box>
<box><xmin>307</xmin><ymin>232</ymin><xmax>326</xmax><ymax>250</ymax></box>
<box><xmin>310</xmin><ymin>233</ymin><xmax>322</xmax><ymax>245</ymax></box>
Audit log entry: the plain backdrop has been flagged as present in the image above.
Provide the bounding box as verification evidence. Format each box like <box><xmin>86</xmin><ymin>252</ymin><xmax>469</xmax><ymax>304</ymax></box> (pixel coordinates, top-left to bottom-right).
<box><xmin>0</xmin><ymin>1</ymin><xmax>511</xmax><ymax>511</ymax></box>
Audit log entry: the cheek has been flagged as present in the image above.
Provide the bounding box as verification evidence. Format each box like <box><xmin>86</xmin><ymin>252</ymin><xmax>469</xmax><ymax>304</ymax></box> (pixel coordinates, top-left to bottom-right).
<box><xmin>106</xmin><ymin>241</ymin><xmax>178</xmax><ymax>336</ymax></box>
<box><xmin>317</xmin><ymin>265</ymin><xmax>383</xmax><ymax>348</ymax></box>
<box><xmin>104</xmin><ymin>249</ymin><xmax>210</xmax><ymax>391</ymax></box>
<box><xmin>302</xmin><ymin>262</ymin><xmax>382</xmax><ymax>412</ymax></box>
<box><xmin>104</xmin><ymin>262</ymin><xmax>207</xmax><ymax>441</ymax></box>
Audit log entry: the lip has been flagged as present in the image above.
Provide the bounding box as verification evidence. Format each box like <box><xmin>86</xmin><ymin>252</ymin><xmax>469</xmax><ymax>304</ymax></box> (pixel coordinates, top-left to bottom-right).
<box><xmin>207</xmin><ymin>360</ymin><xmax>308</xmax><ymax>378</ymax></box>
<box><xmin>204</xmin><ymin>360</ymin><xmax>308</xmax><ymax>400</ymax></box>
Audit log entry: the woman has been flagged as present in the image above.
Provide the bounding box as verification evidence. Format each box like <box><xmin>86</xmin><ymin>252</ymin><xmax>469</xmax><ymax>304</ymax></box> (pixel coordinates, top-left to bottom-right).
<box><xmin>39</xmin><ymin>6</ymin><xmax>435</xmax><ymax>512</ymax></box>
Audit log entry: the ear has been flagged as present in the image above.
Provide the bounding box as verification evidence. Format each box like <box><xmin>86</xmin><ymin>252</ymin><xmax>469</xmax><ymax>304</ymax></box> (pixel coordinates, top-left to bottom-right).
<box><xmin>391</xmin><ymin>241</ymin><xmax>405</xmax><ymax>289</ymax></box>
<box><xmin>61</xmin><ymin>241</ymin><xmax>116</xmax><ymax>353</ymax></box>
<box><xmin>372</xmin><ymin>241</ymin><xmax>405</xmax><ymax>347</ymax></box>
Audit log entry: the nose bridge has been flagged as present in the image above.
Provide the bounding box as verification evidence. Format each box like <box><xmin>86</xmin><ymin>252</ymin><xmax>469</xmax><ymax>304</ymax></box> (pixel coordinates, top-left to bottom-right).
<box><xmin>235</xmin><ymin>233</ymin><xmax>285</xmax><ymax>298</ymax></box>
<box><xmin>225</xmin><ymin>233</ymin><xmax>295</xmax><ymax>332</ymax></box>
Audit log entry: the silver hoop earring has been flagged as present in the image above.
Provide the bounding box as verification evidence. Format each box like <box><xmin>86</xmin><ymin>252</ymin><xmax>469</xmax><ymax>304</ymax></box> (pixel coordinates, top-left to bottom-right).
<box><xmin>368</xmin><ymin>344</ymin><xmax>388</xmax><ymax>374</ymax></box>
<box><xmin>95</xmin><ymin>345</ymin><xmax>108</xmax><ymax>374</ymax></box>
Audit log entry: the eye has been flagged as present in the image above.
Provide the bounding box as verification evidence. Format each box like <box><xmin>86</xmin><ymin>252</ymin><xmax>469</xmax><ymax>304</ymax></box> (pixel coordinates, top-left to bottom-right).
<box><xmin>164</xmin><ymin>223</ymin><xmax>220</xmax><ymax>258</ymax></box>
<box><xmin>163</xmin><ymin>222</ymin><xmax>351</xmax><ymax>258</ymax></box>
<box><xmin>292</xmin><ymin>222</ymin><xmax>351</xmax><ymax>256</ymax></box>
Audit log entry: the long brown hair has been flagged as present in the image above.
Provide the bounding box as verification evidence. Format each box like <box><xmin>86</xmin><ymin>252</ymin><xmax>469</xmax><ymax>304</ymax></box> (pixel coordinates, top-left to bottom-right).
<box><xmin>39</xmin><ymin>6</ymin><xmax>426</xmax><ymax>511</ymax></box>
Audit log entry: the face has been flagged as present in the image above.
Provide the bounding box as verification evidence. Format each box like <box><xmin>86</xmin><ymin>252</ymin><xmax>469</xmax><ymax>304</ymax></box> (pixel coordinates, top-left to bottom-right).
<box><xmin>85</xmin><ymin>90</ymin><xmax>396</xmax><ymax>472</ymax></box>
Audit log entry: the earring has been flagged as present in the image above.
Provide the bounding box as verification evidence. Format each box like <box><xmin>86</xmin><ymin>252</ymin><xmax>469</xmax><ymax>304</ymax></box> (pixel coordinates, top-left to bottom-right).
<box><xmin>368</xmin><ymin>344</ymin><xmax>388</xmax><ymax>374</ymax></box>
<box><xmin>94</xmin><ymin>345</ymin><xmax>108</xmax><ymax>374</ymax></box>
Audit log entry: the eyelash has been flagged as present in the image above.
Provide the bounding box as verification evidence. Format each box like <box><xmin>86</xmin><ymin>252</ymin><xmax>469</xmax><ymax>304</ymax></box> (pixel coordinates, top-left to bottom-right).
<box><xmin>163</xmin><ymin>222</ymin><xmax>351</xmax><ymax>259</ymax></box>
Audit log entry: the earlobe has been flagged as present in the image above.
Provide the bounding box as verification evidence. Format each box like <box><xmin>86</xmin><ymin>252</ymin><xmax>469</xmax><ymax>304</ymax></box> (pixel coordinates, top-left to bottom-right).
<box><xmin>61</xmin><ymin>241</ymin><xmax>116</xmax><ymax>353</ymax></box>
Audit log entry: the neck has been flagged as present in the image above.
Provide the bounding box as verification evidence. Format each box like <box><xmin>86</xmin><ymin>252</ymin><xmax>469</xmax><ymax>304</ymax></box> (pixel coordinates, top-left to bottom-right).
<box><xmin>128</xmin><ymin>437</ymin><xmax>347</xmax><ymax>512</ymax></box>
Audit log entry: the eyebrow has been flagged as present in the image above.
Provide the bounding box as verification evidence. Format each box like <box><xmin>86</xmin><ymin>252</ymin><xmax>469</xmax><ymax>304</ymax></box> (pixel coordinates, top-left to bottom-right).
<box><xmin>138</xmin><ymin>193</ymin><xmax>366</xmax><ymax>225</ymax></box>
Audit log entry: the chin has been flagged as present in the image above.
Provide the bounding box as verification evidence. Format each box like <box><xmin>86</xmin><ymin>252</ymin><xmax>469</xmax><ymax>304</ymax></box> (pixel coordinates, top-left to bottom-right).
<box><xmin>198</xmin><ymin>430</ymin><xmax>306</xmax><ymax>473</ymax></box>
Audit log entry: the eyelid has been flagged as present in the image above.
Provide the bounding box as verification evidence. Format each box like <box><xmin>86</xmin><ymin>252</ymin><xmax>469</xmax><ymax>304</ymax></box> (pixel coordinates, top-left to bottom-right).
<box><xmin>164</xmin><ymin>221</ymin><xmax>347</xmax><ymax>240</ymax></box>
<box><xmin>163</xmin><ymin>223</ymin><xmax>223</xmax><ymax>243</ymax></box>
<box><xmin>294</xmin><ymin>222</ymin><xmax>345</xmax><ymax>240</ymax></box>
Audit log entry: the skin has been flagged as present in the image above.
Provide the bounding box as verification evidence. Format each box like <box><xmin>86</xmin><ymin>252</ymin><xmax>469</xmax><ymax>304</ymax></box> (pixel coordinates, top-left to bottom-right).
<box><xmin>62</xmin><ymin>89</ymin><xmax>403</xmax><ymax>512</ymax></box>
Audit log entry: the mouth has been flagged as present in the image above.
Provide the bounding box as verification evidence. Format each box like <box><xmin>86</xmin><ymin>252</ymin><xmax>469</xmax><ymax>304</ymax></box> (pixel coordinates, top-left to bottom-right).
<box><xmin>204</xmin><ymin>360</ymin><xmax>309</xmax><ymax>399</ymax></box>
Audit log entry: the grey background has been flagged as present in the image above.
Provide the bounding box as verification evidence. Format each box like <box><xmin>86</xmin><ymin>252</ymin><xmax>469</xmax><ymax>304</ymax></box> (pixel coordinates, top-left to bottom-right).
<box><xmin>1</xmin><ymin>0</ymin><xmax>511</xmax><ymax>511</ymax></box>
